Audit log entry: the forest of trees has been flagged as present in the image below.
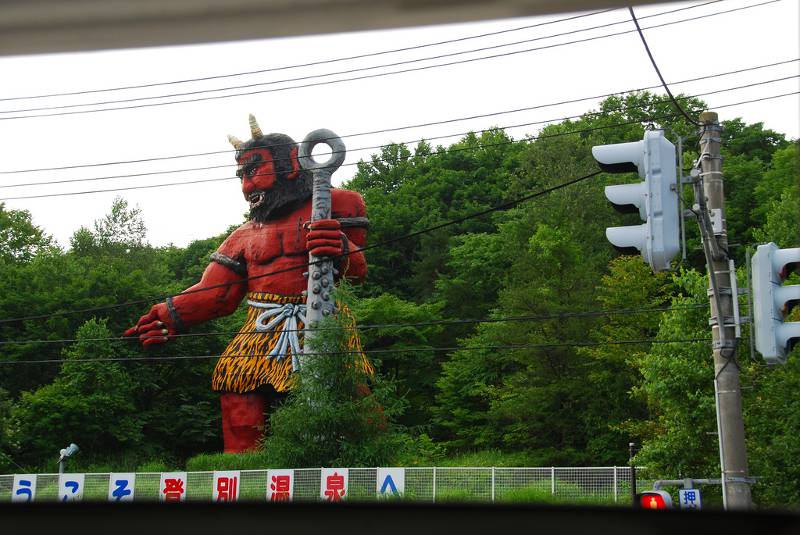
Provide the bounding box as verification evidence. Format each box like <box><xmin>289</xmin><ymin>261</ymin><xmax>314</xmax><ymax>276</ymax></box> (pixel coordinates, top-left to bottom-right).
<box><xmin>0</xmin><ymin>91</ymin><xmax>798</xmax><ymax>506</ymax></box>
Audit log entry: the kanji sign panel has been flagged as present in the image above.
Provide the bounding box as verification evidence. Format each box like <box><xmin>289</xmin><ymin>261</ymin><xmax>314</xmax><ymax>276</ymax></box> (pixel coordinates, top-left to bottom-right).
<box><xmin>160</xmin><ymin>472</ymin><xmax>188</xmax><ymax>502</ymax></box>
<box><xmin>678</xmin><ymin>488</ymin><xmax>702</xmax><ymax>510</ymax></box>
<box><xmin>108</xmin><ymin>473</ymin><xmax>136</xmax><ymax>502</ymax></box>
<box><xmin>320</xmin><ymin>468</ymin><xmax>348</xmax><ymax>502</ymax></box>
<box><xmin>376</xmin><ymin>467</ymin><xmax>405</xmax><ymax>497</ymax></box>
<box><xmin>11</xmin><ymin>474</ymin><xmax>37</xmax><ymax>503</ymax></box>
<box><xmin>58</xmin><ymin>473</ymin><xmax>85</xmax><ymax>502</ymax></box>
<box><xmin>267</xmin><ymin>469</ymin><xmax>294</xmax><ymax>502</ymax></box>
<box><xmin>213</xmin><ymin>471</ymin><xmax>240</xmax><ymax>502</ymax></box>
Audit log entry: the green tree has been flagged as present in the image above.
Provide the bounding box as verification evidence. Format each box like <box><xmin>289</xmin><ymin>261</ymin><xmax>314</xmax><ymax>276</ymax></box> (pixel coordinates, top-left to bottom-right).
<box><xmin>631</xmin><ymin>269</ymin><xmax>718</xmax><ymax>480</ymax></box>
<box><xmin>9</xmin><ymin>319</ymin><xmax>143</xmax><ymax>468</ymax></box>
<box><xmin>578</xmin><ymin>256</ymin><xmax>674</xmax><ymax>464</ymax></box>
<box><xmin>353</xmin><ymin>294</ymin><xmax>443</xmax><ymax>429</ymax></box>
<box><xmin>752</xmin><ymin>141</ymin><xmax>799</xmax><ymax>247</ymax></box>
<box><xmin>263</xmin><ymin>293</ymin><xmax>410</xmax><ymax>468</ymax></box>
<box><xmin>0</xmin><ymin>203</ymin><xmax>54</xmax><ymax>263</ymax></box>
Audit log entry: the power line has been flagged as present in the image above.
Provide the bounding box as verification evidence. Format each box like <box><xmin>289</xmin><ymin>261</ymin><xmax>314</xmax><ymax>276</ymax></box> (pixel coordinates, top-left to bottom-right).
<box><xmin>2</xmin><ymin>75</ymin><xmax>796</xmax><ymax>201</ymax></box>
<box><xmin>2</xmin><ymin>57</ymin><xmax>795</xmax><ymax>186</ymax></box>
<box><xmin>628</xmin><ymin>6</ymin><xmax>701</xmax><ymax>126</ymax></box>
<box><xmin>0</xmin><ymin>304</ymin><xmax>707</xmax><ymax>346</ymax></box>
<box><xmin>0</xmin><ymin>90</ymin><xmax>794</xmax><ymax>324</ymax></box>
<box><xmin>0</xmin><ymin>8</ymin><xmax>621</xmax><ymax>103</ymax></box>
<box><xmin>0</xmin><ymin>2</ymin><xmax>724</xmax><ymax>115</ymax></box>
<box><xmin>0</xmin><ymin>0</ymin><xmax>780</xmax><ymax>121</ymax></box>
<box><xmin>0</xmin><ymin>337</ymin><xmax>712</xmax><ymax>366</ymax></box>
<box><xmin>2</xmin><ymin>55</ymin><xmax>794</xmax><ymax>177</ymax></box>
<box><xmin>0</xmin><ymin>169</ymin><xmax>601</xmax><ymax>325</ymax></box>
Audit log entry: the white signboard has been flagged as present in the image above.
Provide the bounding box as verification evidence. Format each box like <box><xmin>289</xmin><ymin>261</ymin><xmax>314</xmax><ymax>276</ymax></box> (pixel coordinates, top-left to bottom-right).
<box><xmin>320</xmin><ymin>468</ymin><xmax>348</xmax><ymax>502</ymax></box>
<box><xmin>212</xmin><ymin>470</ymin><xmax>240</xmax><ymax>502</ymax></box>
<box><xmin>267</xmin><ymin>469</ymin><xmax>294</xmax><ymax>502</ymax></box>
<box><xmin>377</xmin><ymin>467</ymin><xmax>405</xmax><ymax>497</ymax></box>
<box><xmin>159</xmin><ymin>472</ymin><xmax>188</xmax><ymax>502</ymax></box>
<box><xmin>678</xmin><ymin>488</ymin><xmax>702</xmax><ymax>509</ymax></box>
<box><xmin>58</xmin><ymin>473</ymin><xmax>85</xmax><ymax>502</ymax></box>
<box><xmin>11</xmin><ymin>474</ymin><xmax>37</xmax><ymax>503</ymax></box>
<box><xmin>108</xmin><ymin>472</ymin><xmax>136</xmax><ymax>502</ymax></box>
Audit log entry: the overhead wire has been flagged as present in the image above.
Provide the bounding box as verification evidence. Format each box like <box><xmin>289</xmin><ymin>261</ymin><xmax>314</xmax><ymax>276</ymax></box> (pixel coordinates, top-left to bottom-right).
<box><xmin>0</xmin><ymin>303</ymin><xmax>708</xmax><ymax>346</ymax></box>
<box><xmin>628</xmin><ymin>6</ymin><xmax>701</xmax><ymax>126</ymax></box>
<box><xmin>0</xmin><ymin>0</ymin><xmax>781</xmax><ymax>121</ymax></box>
<box><xmin>2</xmin><ymin>56</ymin><xmax>796</xmax><ymax>186</ymax></box>
<box><xmin>0</xmin><ymin>1</ymin><xmax>727</xmax><ymax>115</ymax></box>
<box><xmin>0</xmin><ymin>338</ymin><xmax>713</xmax><ymax>366</ymax></box>
<box><xmin>2</xmin><ymin>80</ymin><xmax>792</xmax><ymax>325</ymax></box>
<box><xmin>0</xmin><ymin>7</ymin><xmax>622</xmax><ymax>103</ymax></box>
<box><xmin>1</xmin><ymin>75</ymin><xmax>797</xmax><ymax>201</ymax></box>
<box><xmin>0</xmin><ymin>168</ymin><xmax>602</xmax><ymax>325</ymax></box>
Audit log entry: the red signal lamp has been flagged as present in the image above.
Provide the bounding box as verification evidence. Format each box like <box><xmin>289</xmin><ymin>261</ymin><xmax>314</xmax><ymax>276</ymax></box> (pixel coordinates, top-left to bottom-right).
<box><xmin>636</xmin><ymin>490</ymin><xmax>673</xmax><ymax>509</ymax></box>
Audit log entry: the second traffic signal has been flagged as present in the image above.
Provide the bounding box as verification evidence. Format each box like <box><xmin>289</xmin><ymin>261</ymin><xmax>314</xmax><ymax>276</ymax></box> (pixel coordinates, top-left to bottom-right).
<box><xmin>592</xmin><ymin>130</ymin><xmax>680</xmax><ymax>272</ymax></box>
<box><xmin>751</xmin><ymin>243</ymin><xmax>800</xmax><ymax>364</ymax></box>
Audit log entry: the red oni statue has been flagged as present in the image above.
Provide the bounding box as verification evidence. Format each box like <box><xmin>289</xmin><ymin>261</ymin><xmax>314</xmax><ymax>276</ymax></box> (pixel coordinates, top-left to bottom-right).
<box><xmin>124</xmin><ymin>115</ymin><xmax>369</xmax><ymax>453</ymax></box>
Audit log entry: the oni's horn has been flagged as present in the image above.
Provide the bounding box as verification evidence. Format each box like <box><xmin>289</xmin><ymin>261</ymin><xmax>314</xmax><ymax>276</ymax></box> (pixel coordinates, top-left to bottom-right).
<box><xmin>249</xmin><ymin>114</ymin><xmax>263</xmax><ymax>139</ymax></box>
<box><xmin>227</xmin><ymin>134</ymin><xmax>244</xmax><ymax>149</ymax></box>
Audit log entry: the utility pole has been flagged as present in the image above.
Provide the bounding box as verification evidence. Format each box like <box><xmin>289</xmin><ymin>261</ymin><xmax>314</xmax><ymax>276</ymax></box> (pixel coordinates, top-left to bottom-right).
<box><xmin>698</xmin><ymin>111</ymin><xmax>752</xmax><ymax>510</ymax></box>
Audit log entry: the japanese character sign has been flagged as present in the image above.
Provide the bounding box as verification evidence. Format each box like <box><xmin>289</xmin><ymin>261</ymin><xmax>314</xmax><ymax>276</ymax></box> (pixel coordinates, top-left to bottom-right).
<box><xmin>11</xmin><ymin>474</ymin><xmax>37</xmax><ymax>503</ymax></box>
<box><xmin>108</xmin><ymin>473</ymin><xmax>136</xmax><ymax>502</ymax></box>
<box><xmin>213</xmin><ymin>471</ymin><xmax>240</xmax><ymax>502</ymax></box>
<box><xmin>160</xmin><ymin>472</ymin><xmax>188</xmax><ymax>502</ymax></box>
<box><xmin>377</xmin><ymin>468</ymin><xmax>405</xmax><ymax>498</ymax></box>
<box><xmin>266</xmin><ymin>469</ymin><xmax>294</xmax><ymax>502</ymax></box>
<box><xmin>678</xmin><ymin>488</ymin><xmax>702</xmax><ymax>510</ymax></box>
<box><xmin>320</xmin><ymin>468</ymin><xmax>348</xmax><ymax>502</ymax></box>
<box><xmin>58</xmin><ymin>473</ymin><xmax>85</xmax><ymax>502</ymax></box>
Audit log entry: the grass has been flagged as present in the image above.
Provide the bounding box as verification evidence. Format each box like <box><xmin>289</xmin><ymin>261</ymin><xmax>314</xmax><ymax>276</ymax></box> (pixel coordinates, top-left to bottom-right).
<box><xmin>437</xmin><ymin>449</ymin><xmax>537</xmax><ymax>468</ymax></box>
<box><xmin>185</xmin><ymin>452</ymin><xmax>271</xmax><ymax>472</ymax></box>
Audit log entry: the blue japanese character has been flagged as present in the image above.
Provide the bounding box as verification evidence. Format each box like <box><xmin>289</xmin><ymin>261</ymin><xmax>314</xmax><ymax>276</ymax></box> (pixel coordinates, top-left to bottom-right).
<box><xmin>15</xmin><ymin>479</ymin><xmax>33</xmax><ymax>502</ymax></box>
<box><xmin>111</xmin><ymin>479</ymin><xmax>132</xmax><ymax>501</ymax></box>
<box><xmin>62</xmin><ymin>480</ymin><xmax>80</xmax><ymax>502</ymax></box>
<box><xmin>683</xmin><ymin>490</ymin><xmax>697</xmax><ymax>504</ymax></box>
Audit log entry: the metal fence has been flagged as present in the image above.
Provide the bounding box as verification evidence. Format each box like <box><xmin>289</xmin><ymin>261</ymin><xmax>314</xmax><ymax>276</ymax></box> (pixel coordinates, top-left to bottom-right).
<box><xmin>0</xmin><ymin>466</ymin><xmax>639</xmax><ymax>503</ymax></box>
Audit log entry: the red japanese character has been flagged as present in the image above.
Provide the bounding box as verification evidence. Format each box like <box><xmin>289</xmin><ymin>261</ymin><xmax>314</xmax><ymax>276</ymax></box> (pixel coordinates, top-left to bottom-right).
<box><xmin>270</xmin><ymin>475</ymin><xmax>291</xmax><ymax>502</ymax></box>
<box><xmin>163</xmin><ymin>478</ymin><xmax>185</xmax><ymax>502</ymax></box>
<box><xmin>324</xmin><ymin>472</ymin><xmax>346</xmax><ymax>502</ymax></box>
<box><xmin>216</xmin><ymin>477</ymin><xmax>238</xmax><ymax>502</ymax></box>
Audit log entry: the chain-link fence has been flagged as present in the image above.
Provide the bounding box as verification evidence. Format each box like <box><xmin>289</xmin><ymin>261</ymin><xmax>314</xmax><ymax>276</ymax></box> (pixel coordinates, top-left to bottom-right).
<box><xmin>0</xmin><ymin>466</ymin><xmax>640</xmax><ymax>503</ymax></box>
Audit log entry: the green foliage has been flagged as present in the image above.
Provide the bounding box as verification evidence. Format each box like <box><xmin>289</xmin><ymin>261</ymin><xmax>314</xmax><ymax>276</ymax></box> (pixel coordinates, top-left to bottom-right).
<box><xmin>186</xmin><ymin>452</ymin><xmax>269</xmax><ymax>471</ymax></box>
<box><xmin>262</xmin><ymin>288</ymin><xmax>413</xmax><ymax>468</ymax></box>
<box><xmin>352</xmin><ymin>294</ymin><xmax>443</xmax><ymax>428</ymax></box>
<box><xmin>752</xmin><ymin>141</ymin><xmax>800</xmax><ymax>247</ymax></box>
<box><xmin>437</xmin><ymin>449</ymin><xmax>535</xmax><ymax>467</ymax></box>
<box><xmin>0</xmin><ymin>203</ymin><xmax>55</xmax><ymax>263</ymax></box>
<box><xmin>631</xmin><ymin>268</ymin><xmax>719</xmax><ymax>479</ymax></box>
<box><xmin>499</xmin><ymin>484</ymin><xmax>619</xmax><ymax>506</ymax></box>
<box><xmin>745</xmin><ymin>348</ymin><xmax>800</xmax><ymax>507</ymax></box>
<box><xmin>9</xmin><ymin>319</ymin><xmax>143</xmax><ymax>468</ymax></box>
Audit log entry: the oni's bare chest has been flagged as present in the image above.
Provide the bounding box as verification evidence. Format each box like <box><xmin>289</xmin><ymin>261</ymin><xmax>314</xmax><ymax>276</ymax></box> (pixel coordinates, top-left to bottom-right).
<box><xmin>238</xmin><ymin>216</ymin><xmax>309</xmax><ymax>266</ymax></box>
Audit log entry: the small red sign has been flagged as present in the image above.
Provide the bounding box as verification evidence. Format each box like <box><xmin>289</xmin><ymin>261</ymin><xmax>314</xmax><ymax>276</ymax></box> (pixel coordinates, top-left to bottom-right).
<box><xmin>637</xmin><ymin>490</ymin><xmax>672</xmax><ymax>509</ymax></box>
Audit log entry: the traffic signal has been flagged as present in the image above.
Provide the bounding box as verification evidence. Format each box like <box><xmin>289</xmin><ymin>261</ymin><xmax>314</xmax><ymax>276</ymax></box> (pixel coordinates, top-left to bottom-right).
<box><xmin>751</xmin><ymin>242</ymin><xmax>800</xmax><ymax>364</ymax></box>
<box><xmin>592</xmin><ymin>130</ymin><xmax>680</xmax><ymax>272</ymax></box>
<box><xmin>636</xmin><ymin>490</ymin><xmax>673</xmax><ymax>509</ymax></box>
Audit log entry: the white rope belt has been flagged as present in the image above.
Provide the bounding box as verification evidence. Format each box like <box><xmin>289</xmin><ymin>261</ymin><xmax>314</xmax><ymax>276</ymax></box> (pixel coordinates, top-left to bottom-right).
<box><xmin>248</xmin><ymin>301</ymin><xmax>307</xmax><ymax>371</ymax></box>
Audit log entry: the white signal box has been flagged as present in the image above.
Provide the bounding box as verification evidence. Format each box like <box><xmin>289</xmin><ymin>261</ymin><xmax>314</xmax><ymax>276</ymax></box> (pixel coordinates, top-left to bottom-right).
<box><xmin>593</xmin><ymin>130</ymin><xmax>680</xmax><ymax>272</ymax></box>
<box><xmin>751</xmin><ymin>243</ymin><xmax>800</xmax><ymax>364</ymax></box>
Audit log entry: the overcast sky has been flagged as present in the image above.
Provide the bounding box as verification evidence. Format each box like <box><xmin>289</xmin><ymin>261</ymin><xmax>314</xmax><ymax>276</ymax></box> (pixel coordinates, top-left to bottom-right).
<box><xmin>0</xmin><ymin>0</ymin><xmax>797</xmax><ymax>248</ymax></box>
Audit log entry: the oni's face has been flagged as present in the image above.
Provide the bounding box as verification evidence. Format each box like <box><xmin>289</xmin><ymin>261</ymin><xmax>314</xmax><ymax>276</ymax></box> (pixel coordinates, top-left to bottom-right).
<box><xmin>237</xmin><ymin>148</ymin><xmax>278</xmax><ymax>211</ymax></box>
